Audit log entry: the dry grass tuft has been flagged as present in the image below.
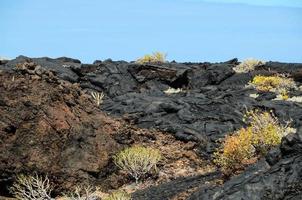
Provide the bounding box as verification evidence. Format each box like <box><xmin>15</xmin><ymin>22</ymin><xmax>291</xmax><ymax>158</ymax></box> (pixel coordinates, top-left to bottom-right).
<box><xmin>136</xmin><ymin>52</ymin><xmax>166</xmax><ymax>64</ymax></box>
<box><xmin>233</xmin><ymin>58</ymin><xmax>265</xmax><ymax>73</ymax></box>
<box><xmin>164</xmin><ymin>87</ymin><xmax>183</xmax><ymax>94</ymax></box>
<box><xmin>103</xmin><ymin>191</ymin><xmax>131</xmax><ymax>200</ymax></box>
<box><xmin>61</xmin><ymin>185</ymin><xmax>100</xmax><ymax>200</ymax></box>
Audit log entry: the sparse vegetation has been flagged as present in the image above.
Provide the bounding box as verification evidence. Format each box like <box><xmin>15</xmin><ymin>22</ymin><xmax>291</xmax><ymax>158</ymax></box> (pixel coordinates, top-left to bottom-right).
<box><xmin>3</xmin><ymin>55</ymin><xmax>302</xmax><ymax>200</ymax></box>
<box><xmin>63</xmin><ymin>185</ymin><xmax>99</xmax><ymax>200</ymax></box>
<box><xmin>214</xmin><ymin>110</ymin><xmax>292</xmax><ymax>174</ymax></box>
<box><xmin>136</xmin><ymin>52</ymin><xmax>166</xmax><ymax>64</ymax></box>
<box><xmin>113</xmin><ymin>146</ymin><xmax>162</xmax><ymax>183</ymax></box>
<box><xmin>164</xmin><ymin>87</ymin><xmax>183</xmax><ymax>94</ymax></box>
<box><xmin>233</xmin><ymin>58</ymin><xmax>265</xmax><ymax>73</ymax></box>
<box><xmin>103</xmin><ymin>191</ymin><xmax>131</xmax><ymax>200</ymax></box>
<box><xmin>10</xmin><ymin>174</ymin><xmax>53</xmax><ymax>200</ymax></box>
<box><xmin>11</xmin><ymin>175</ymin><xmax>102</xmax><ymax>200</ymax></box>
<box><xmin>91</xmin><ymin>91</ymin><xmax>104</xmax><ymax>106</ymax></box>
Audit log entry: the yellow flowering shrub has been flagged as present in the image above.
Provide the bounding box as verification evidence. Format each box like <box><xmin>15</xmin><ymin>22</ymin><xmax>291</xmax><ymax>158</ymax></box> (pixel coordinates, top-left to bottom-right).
<box><xmin>244</xmin><ymin>110</ymin><xmax>286</xmax><ymax>154</ymax></box>
<box><xmin>214</xmin><ymin>110</ymin><xmax>290</xmax><ymax>174</ymax></box>
<box><xmin>213</xmin><ymin>127</ymin><xmax>255</xmax><ymax>173</ymax></box>
<box><xmin>250</xmin><ymin>75</ymin><xmax>296</xmax><ymax>97</ymax></box>
<box><xmin>136</xmin><ymin>52</ymin><xmax>166</xmax><ymax>64</ymax></box>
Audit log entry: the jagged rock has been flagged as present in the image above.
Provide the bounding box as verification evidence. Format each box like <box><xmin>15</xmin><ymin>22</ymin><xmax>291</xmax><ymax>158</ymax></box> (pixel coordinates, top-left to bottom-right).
<box><xmin>0</xmin><ymin>71</ymin><xmax>123</xmax><ymax>195</ymax></box>
<box><xmin>133</xmin><ymin>172</ymin><xmax>222</xmax><ymax>200</ymax></box>
<box><xmin>2</xmin><ymin>57</ymin><xmax>302</xmax><ymax>149</ymax></box>
<box><xmin>1</xmin><ymin>57</ymin><xmax>302</xmax><ymax>199</ymax></box>
<box><xmin>4</xmin><ymin>56</ymin><xmax>80</xmax><ymax>82</ymax></box>
<box><xmin>188</xmin><ymin>129</ymin><xmax>302</xmax><ymax>200</ymax></box>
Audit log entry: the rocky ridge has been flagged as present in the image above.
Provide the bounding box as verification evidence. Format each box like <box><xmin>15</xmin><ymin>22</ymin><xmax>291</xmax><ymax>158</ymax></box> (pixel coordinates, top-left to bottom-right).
<box><xmin>0</xmin><ymin>56</ymin><xmax>302</xmax><ymax>199</ymax></box>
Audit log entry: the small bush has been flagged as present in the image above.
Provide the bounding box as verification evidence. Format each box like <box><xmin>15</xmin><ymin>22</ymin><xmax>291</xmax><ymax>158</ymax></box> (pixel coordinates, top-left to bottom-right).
<box><xmin>136</xmin><ymin>52</ymin><xmax>166</xmax><ymax>64</ymax></box>
<box><xmin>163</xmin><ymin>87</ymin><xmax>183</xmax><ymax>94</ymax></box>
<box><xmin>244</xmin><ymin>110</ymin><xmax>288</xmax><ymax>154</ymax></box>
<box><xmin>10</xmin><ymin>174</ymin><xmax>53</xmax><ymax>200</ymax></box>
<box><xmin>103</xmin><ymin>191</ymin><xmax>131</xmax><ymax>200</ymax></box>
<box><xmin>63</xmin><ymin>185</ymin><xmax>99</xmax><ymax>200</ymax></box>
<box><xmin>113</xmin><ymin>146</ymin><xmax>162</xmax><ymax>183</ymax></box>
<box><xmin>213</xmin><ymin>127</ymin><xmax>255</xmax><ymax>173</ymax></box>
<box><xmin>233</xmin><ymin>58</ymin><xmax>265</xmax><ymax>73</ymax></box>
<box><xmin>91</xmin><ymin>91</ymin><xmax>104</xmax><ymax>106</ymax></box>
<box><xmin>214</xmin><ymin>110</ymin><xmax>291</xmax><ymax>174</ymax></box>
<box><xmin>250</xmin><ymin>75</ymin><xmax>296</xmax><ymax>95</ymax></box>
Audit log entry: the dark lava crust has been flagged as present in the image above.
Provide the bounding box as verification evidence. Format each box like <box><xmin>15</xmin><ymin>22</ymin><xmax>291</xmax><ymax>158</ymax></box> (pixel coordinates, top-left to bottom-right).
<box><xmin>1</xmin><ymin>56</ymin><xmax>302</xmax><ymax>199</ymax></box>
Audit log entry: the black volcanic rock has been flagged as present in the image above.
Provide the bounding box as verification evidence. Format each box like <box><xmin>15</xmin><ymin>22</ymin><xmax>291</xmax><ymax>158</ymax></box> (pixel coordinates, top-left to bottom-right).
<box><xmin>1</xmin><ymin>57</ymin><xmax>302</xmax><ymax>199</ymax></box>
<box><xmin>188</xmin><ymin>129</ymin><xmax>302</xmax><ymax>200</ymax></box>
<box><xmin>1</xmin><ymin>57</ymin><xmax>302</xmax><ymax>150</ymax></box>
<box><xmin>4</xmin><ymin>56</ymin><xmax>80</xmax><ymax>82</ymax></box>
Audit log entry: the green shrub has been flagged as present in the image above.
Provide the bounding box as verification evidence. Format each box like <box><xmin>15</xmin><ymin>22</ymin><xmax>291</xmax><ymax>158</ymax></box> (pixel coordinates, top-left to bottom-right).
<box><xmin>136</xmin><ymin>52</ymin><xmax>166</xmax><ymax>64</ymax></box>
<box><xmin>113</xmin><ymin>146</ymin><xmax>162</xmax><ymax>183</ymax></box>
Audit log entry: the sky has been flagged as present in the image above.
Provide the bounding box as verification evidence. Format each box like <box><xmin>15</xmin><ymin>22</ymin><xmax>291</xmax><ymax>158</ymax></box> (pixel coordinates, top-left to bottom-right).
<box><xmin>1</xmin><ymin>0</ymin><xmax>302</xmax><ymax>63</ymax></box>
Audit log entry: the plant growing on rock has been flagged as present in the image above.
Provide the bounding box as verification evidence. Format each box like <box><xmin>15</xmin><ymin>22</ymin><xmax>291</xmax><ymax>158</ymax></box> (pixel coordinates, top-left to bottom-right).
<box><xmin>136</xmin><ymin>52</ymin><xmax>166</xmax><ymax>64</ymax></box>
<box><xmin>249</xmin><ymin>93</ymin><xmax>259</xmax><ymax>99</ymax></box>
<box><xmin>62</xmin><ymin>185</ymin><xmax>99</xmax><ymax>200</ymax></box>
<box><xmin>113</xmin><ymin>146</ymin><xmax>162</xmax><ymax>183</ymax></box>
<box><xmin>213</xmin><ymin>127</ymin><xmax>255</xmax><ymax>173</ymax></box>
<box><xmin>214</xmin><ymin>110</ymin><xmax>293</xmax><ymax>174</ymax></box>
<box><xmin>91</xmin><ymin>91</ymin><xmax>104</xmax><ymax>106</ymax></box>
<box><xmin>163</xmin><ymin>87</ymin><xmax>183</xmax><ymax>94</ymax></box>
<box><xmin>10</xmin><ymin>174</ymin><xmax>53</xmax><ymax>200</ymax></box>
<box><xmin>249</xmin><ymin>74</ymin><xmax>296</xmax><ymax>100</ymax></box>
<box><xmin>233</xmin><ymin>58</ymin><xmax>265</xmax><ymax>73</ymax></box>
<box><xmin>103</xmin><ymin>191</ymin><xmax>131</xmax><ymax>200</ymax></box>
<box><xmin>244</xmin><ymin>109</ymin><xmax>292</xmax><ymax>154</ymax></box>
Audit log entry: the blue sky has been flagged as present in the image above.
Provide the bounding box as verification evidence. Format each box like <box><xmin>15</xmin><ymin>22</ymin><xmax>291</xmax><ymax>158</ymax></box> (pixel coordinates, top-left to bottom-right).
<box><xmin>1</xmin><ymin>0</ymin><xmax>301</xmax><ymax>63</ymax></box>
